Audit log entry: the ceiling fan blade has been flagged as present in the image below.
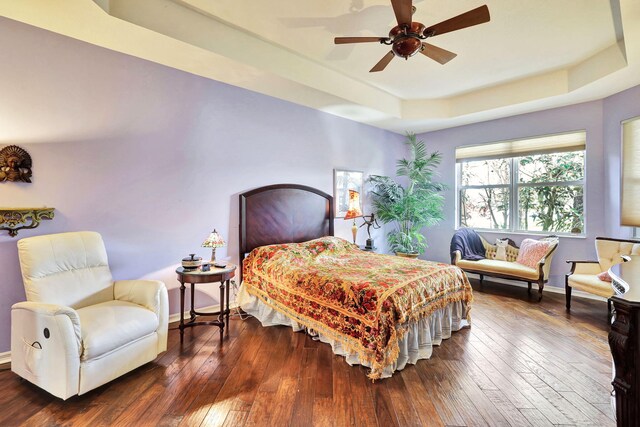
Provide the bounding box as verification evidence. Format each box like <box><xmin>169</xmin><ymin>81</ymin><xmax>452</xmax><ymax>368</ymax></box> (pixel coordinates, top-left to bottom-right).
<box><xmin>424</xmin><ymin>5</ymin><xmax>490</xmax><ymax>37</ymax></box>
<box><xmin>334</xmin><ymin>37</ymin><xmax>387</xmax><ymax>44</ymax></box>
<box><xmin>370</xmin><ymin>51</ymin><xmax>395</xmax><ymax>72</ymax></box>
<box><xmin>420</xmin><ymin>43</ymin><xmax>457</xmax><ymax>64</ymax></box>
<box><xmin>390</xmin><ymin>0</ymin><xmax>413</xmax><ymax>27</ymax></box>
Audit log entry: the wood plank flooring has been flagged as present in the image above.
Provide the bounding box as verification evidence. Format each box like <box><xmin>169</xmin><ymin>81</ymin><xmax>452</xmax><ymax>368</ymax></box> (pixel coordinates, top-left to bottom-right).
<box><xmin>0</xmin><ymin>280</ymin><xmax>615</xmax><ymax>426</ymax></box>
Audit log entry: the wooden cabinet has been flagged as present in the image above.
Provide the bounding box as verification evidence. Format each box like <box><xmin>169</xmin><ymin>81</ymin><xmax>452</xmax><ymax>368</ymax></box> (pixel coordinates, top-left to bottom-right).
<box><xmin>609</xmin><ymin>257</ymin><xmax>640</xmax><ymax>426</ymax></box>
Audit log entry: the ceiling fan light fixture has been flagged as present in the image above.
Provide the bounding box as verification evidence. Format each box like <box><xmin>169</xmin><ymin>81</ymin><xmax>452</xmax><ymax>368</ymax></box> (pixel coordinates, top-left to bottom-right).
<box><xmin>389</xmin><ymin>22</ymin><xmax>426</xmax><ymax>39</ymax></box>
<box><xmin>392</xmin><ymin>36</ymin><xmax>422</xmax><ymax>59</ymax></box>
<box><xmin>389</xmin><ymin>21</ymin><xmax>426</xmax><ymax>59</ymax></box>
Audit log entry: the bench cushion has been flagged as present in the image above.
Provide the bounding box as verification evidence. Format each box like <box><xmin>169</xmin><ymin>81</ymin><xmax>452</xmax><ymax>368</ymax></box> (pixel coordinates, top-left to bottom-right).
<box><xmin>567</xmin><ymin>274</ymin><xmax>614</xmax><ymax>298</ymax></box>
<box><xmin>456</xmin><ymin>259</ymin><xmax>539</xmax><ymax>281</ymax></box>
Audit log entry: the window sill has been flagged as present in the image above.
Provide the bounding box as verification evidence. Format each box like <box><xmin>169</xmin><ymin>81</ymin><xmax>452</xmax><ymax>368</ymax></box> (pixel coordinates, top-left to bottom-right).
<box><xmin>457</xmin><ymin>228</ymin><xmax>587</xmax><ymax>239</ymax></box>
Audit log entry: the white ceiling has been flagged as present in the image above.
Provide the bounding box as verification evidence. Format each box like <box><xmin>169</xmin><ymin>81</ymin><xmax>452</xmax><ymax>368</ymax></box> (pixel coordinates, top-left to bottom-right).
<box><xmin>2</xmin><ymin>0</ymin><xmax>639</xmax><ymax>134</ymax></box>
<box><xmin>185</xmin><ymin>0</ymin><xmax>617</xmax><ymax>99</ymax></box>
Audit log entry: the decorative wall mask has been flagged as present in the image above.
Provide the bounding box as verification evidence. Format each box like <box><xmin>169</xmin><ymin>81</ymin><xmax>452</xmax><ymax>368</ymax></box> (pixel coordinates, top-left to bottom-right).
<box><xmin>0</xmin><ymin>145</ymin><xmax>32</xmax><ymax>183</ymax></box>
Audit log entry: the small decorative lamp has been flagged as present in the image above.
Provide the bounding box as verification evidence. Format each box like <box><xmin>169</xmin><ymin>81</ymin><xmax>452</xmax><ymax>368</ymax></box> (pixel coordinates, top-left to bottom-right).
<box><xmin>201</xmin><ymin>229</ymin><xmax>226</xmax><ymax>263</ymax></box>
<box><xmin>343</xmin><ymin>189</ymin><xmax>363</xmax><ymax>244</ymax></box>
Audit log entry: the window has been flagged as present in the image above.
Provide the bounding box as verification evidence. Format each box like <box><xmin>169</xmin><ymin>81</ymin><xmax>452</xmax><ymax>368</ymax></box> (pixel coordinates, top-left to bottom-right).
<box><xmin>456</xmin><ymin>132</ymin><xmax>586</xmax><ymax>234</ymax></box>
<box><xmin>334</xmin><ymin>169</ymin><xmax>363</xmax><ymax>218</ymax></box>
<box><xmin>622</xmin><ymin>116</ymin><xmax>640</xmax><ymax>228</ymax></box>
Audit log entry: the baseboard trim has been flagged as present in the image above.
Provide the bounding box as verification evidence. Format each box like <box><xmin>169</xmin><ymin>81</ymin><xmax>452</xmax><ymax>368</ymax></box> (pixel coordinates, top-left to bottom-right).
<box><xmin>0</xmin><ymin>351</ymin><xmax>11</xmax><ymax>366</ymax></box>
<box><xmin>464</xmin><ymin>272</ymin><xmax>607</xmax><ymax>302</ymax></box>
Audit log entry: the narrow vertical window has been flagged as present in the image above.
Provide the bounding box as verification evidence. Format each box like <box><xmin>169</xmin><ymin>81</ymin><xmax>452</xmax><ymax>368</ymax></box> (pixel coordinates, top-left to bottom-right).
<box><xmin>622</xmin><ymin>117</ymin><xmax>640</xmax><ymax>227</ymax></box>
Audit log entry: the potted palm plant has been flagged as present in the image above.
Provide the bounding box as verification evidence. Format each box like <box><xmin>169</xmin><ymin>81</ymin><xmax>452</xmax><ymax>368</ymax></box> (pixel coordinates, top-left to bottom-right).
<box><xmin>368</xmin><ymin>133</ymin><xmax>445</xmax><ymax>257</ymax></box>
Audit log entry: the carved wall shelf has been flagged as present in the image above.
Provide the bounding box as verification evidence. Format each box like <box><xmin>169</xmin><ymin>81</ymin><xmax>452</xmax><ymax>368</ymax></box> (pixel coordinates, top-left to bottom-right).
<box><xmin>0</xmin><ymin>207</ymin><xmax>55</xmax><ymax>237</ymax></box>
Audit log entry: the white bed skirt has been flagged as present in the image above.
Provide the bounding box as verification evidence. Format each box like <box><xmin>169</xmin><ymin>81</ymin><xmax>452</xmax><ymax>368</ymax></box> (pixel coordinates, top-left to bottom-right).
<box><xmin>237</xmin><ymin>284</ymin><xmax>470</xmax><ymax>378</ymax></box>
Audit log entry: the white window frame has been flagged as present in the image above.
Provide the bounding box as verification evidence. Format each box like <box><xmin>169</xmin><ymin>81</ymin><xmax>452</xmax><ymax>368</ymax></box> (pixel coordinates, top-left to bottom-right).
<box><xmin>456</xmin><ymin>133</ymin><xmax>586</xmax><ymax>236</ymax></box>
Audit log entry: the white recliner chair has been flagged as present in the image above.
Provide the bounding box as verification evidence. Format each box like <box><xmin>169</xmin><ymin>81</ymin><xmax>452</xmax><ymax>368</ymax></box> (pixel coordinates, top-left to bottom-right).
<box><xmin>11</xmin><ymin>231</ymin><xmax>168</xmax><ymax>400</ymax></box>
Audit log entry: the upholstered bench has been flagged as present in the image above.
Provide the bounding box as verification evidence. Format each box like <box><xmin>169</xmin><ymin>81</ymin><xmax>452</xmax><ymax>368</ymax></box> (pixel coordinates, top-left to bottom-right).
<box><xmin>452</xmin><ymin>234</ymin><xmax>559</xmax><ymax>300</ymax></box>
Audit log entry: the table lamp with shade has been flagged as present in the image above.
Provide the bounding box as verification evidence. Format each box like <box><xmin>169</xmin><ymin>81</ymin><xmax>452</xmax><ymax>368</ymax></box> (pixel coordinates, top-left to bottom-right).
<box><xmin>201</xmin><ymin>229</ymin><xmax>226</xmax><ymax>264</ymax></box>
<box><xmin>344</xmin><ymin>189</ymin><xmax>363</xmax><ymax>244</ymax></box>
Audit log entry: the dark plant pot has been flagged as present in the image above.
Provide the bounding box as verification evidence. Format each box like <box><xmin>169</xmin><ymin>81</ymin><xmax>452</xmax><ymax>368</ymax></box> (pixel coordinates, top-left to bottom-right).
<box><xmin>395</xmin><ymin>251</ymin><xmax>419</xmax><ymax>259</ymax></box>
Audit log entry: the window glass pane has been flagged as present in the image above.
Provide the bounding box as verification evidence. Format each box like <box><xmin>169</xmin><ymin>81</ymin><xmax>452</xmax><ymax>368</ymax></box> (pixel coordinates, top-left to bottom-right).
<box><xmin>517</xmin><ymin>185</ymin><xmax>584</xmax><ymax>233</ymax></box>
<box><xmin>460</xmin><ymin>188</ymin><xmax>510</xmax><ymax>230</ymax></box>
<box><xmin>518</xmin><ymin>151</ymin><xmax>584</xmax><ymax>183</ymax></box>
<box><xmin>461</xmin><ymin>159</ymin><xmax>510</xmax><ymax>186</ymax></box>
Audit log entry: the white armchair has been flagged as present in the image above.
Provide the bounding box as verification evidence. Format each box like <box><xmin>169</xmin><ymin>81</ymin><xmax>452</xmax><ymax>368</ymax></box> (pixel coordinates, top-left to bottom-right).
<box><xmin>566</xmin><ymin>237</ymin><xmax>640</xmax><ymax>311</ymax></box>
<box><xmin>11</xmin><ymin>231</ymin><xmax>168</xmax><ymax>400</ymax></box>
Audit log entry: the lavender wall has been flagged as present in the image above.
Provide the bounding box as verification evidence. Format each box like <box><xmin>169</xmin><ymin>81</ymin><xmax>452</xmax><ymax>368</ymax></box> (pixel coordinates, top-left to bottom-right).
<box><xmin>0</xmin><ymin>18</ymin><xmax>403</xmax><ymax>352</ymax></box>
<box><xmin>603</xmin><ymin>84</ymin><xmax>640</xmax><ymax>238</ymax></box>
<box><xmin>419</xmin><ymin>85</ymin><xmax>640</xmax><ymax>288</ymax></box>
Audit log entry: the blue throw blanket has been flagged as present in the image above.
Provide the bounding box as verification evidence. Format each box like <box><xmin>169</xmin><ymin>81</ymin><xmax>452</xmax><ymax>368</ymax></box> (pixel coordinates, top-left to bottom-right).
<box><xmin>450</xmin><ymin>228</ymin><xmax>486</xmax><ymax>263</ymax></box>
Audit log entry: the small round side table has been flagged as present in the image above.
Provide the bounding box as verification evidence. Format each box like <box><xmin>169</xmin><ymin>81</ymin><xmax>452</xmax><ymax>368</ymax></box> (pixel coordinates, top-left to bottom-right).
<box><xmin>175</xmin><ymin>264</ymin><xmax>236</xmax><ymax>342</ymax></box>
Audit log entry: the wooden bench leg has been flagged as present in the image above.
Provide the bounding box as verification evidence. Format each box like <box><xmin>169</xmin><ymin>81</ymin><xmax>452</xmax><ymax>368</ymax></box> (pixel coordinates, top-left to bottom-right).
<box><xmin>527</xmin><ymin>282</ymin><xmax>532</xmax><ymax>294</ymax></box>
<box><xmin>565</xmin><ymin>275</ymin><xmax>572</xmax><ymax>310</ymax></box>
<box><xmin>479</xmin><ymin>274</ymin><xmax>484</xmax><ymax>289</ymax></box>
<box><xmin>538</xmin><ymin>280</ymin><xmax>544</xmax><ymax>301</ymax></box>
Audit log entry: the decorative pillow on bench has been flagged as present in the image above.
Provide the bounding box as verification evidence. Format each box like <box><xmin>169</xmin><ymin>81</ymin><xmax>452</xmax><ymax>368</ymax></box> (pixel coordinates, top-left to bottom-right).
<box><xmin>516</xmin><ymin>238</ymin><xmax>552</xmax><ymax>268</ymax></box>
<box><xmin>494</xmin><ymin>239</ymin><xmax>509</xmax><ymax>261</ymax></box>
<box><xmin>597</xmin><ymin>271</ymin><xmax>612</xmax><ymax>282</ymax></box>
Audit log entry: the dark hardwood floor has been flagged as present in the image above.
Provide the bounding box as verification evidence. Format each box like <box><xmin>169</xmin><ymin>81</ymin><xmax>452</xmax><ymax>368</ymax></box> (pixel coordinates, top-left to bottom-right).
<box><xmin>0</xmin><ymin>280</ymin><xmax>615</xmax><ymax>426</ymax></box>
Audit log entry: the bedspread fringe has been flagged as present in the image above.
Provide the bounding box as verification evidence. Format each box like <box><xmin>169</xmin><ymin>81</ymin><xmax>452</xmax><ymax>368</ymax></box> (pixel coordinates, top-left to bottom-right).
<box><xmin>243</xmin><ymin>285</ymin><xmax>472</xmax><ymax>380</ymax></box>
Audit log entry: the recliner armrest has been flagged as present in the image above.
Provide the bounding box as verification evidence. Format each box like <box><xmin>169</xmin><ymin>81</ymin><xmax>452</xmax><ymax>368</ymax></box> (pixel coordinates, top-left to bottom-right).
<box><xmin>11</xmin><ymin>302</ymin><xmax>82</xmax><ymax>354</ymax></box>
<box><xmin>11</xmin><ymin>301</ymin><xmax>83</xmax><ymax>399</ymax></box>
<box><xmin>114</xmin><ymin>280</ymin><xmax>167</xmax><ymax>315</ymax></box>
<box><xmin>114</xmin><ymin>280</ymin><xmax>169</xmax><ymax>353</ymax></box>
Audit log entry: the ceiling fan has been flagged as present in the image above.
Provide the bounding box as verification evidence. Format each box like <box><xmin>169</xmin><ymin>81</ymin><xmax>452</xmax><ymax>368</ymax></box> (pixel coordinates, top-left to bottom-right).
<box><xmin>334</xmin><ymin>1</ymin><xmax>490</xmax><ymax>72</ymax></box>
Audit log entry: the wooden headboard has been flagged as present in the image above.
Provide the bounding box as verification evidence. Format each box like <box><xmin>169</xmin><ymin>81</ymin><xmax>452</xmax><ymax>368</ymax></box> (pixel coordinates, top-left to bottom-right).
<box><xmin>239</xmin><ymin>184</ymin><xmax>334</xmax><ymax>275</ymax></box>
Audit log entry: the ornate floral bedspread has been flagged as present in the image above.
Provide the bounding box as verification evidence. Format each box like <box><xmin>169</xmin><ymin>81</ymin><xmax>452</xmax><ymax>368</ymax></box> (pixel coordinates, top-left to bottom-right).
<box><xmin>242</xmin><ymin>236</ymin><xmax>473</xmax><ymax>379</ymax></box>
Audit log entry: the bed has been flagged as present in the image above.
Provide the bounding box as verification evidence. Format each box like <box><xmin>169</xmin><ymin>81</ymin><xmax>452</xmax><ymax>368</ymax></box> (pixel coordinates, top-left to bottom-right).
<box><xmin>238</xmin><ymin>184</ymin><xmax>472</xmax><ymax>379</ymax></box>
